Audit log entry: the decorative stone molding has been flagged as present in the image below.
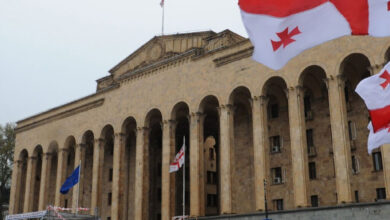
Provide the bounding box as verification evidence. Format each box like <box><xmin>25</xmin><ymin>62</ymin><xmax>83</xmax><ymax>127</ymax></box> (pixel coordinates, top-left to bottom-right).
<box><xmin>16</xmin><ymin>99</ymin><xmax>105</xmax><ymax>133</ymax></box>
<box><xmin>213</xmin><ymin>47</ymin><xmax>253</xmax><ymax>67</ymax></box>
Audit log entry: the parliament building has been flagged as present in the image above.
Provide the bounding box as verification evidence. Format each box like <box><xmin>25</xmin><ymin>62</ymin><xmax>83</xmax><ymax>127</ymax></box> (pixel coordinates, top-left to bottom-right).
<box><xmin>8</xmin><ymin>30</ymin><xmax>390</xmax><ymax>219</ymax></box>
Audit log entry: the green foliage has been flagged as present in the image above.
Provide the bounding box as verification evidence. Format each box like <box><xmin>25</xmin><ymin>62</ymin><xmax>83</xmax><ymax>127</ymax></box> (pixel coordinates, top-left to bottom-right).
<box><xmin>0</xmin><ymin>123</ymin><xmax>16</xmax><ymax>217</ymax></box>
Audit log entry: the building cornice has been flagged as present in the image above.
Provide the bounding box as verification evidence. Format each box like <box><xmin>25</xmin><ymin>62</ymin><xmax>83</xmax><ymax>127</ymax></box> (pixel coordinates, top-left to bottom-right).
<box><xmin>16</xmin><ymin>84</ymin><xmax>119</xmax><ymax>133</ymax></box>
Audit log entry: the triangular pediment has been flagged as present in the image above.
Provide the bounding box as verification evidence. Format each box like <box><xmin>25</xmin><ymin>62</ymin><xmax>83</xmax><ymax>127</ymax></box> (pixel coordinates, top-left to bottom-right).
<box><xmin>109</xmin><ymin>31</ymin><xmax>217</xmax><ymax>78</ymax></box>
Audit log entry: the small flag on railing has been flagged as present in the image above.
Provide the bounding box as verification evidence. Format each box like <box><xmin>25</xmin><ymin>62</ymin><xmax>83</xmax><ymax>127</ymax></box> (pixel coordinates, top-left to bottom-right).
<box><xmin>170</xmin><ymin>142</ymin><xmax>185</xmax><ymax>173</ymax></box>
<box><xmin>60</xmin><ymin>165</ymin><xmax>80</xmax><ymax>194</ymax></box>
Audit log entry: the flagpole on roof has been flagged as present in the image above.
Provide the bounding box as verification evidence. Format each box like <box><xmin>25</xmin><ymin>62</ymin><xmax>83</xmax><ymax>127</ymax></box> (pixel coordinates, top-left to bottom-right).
<box><xmin>161</xmin><ymin>0</ymin><xmax>165</xmax><ymax>35</ymax></box>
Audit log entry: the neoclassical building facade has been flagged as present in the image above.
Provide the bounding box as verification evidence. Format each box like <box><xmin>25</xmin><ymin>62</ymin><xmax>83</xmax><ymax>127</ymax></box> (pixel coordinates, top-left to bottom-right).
<box><xmin>8</xmin><ymin>30</ymin><xmax>390</xmax><ymax>220</ymax></box>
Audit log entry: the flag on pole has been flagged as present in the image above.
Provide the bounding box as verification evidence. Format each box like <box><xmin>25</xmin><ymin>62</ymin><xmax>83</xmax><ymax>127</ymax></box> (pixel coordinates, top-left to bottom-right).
<box><xmin>60</xmin><ymin>165</ymin><xmax>80</xmax><ymax>194</ymax></box>
<box><xmin>355</xmin><ymin>62</ymin><xmax>390</xmax><ymax>133</ymax></box>
<box><xmin>170</xmin><ymin>142</ymin><xmax>185</xmax><ymax>173</ymax></box>
<box><xmin>238</xmin><ymin>0</ymin><xmax>390</xmax><ymax>70</ymax></box>
<box><xmin>367</xmin><ymin>121</ymin><xmax>390</xmax><ymax>154</ymax></box>
<box><xmin>160</xmin><ymin>0</ymin><xmax>164</xmax><ymax>7</ymax></box>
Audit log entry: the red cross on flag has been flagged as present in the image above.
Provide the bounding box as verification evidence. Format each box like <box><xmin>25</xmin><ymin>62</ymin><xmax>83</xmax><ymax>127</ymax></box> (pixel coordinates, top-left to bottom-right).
<box><xmin>169</xmin><ymin>141</ymin><xmax>185</xmax><ymax>173</ymax></box>
<box><xmin>239</xmin><ymin>0</ymin><xmax>390</xmax><ymax>70</ymax></box>
<box><xmin>356</xmin><ymin>62</ymin><xmax>390</xmax><ymax>133</ymax></box>
<box><xmin>367</xmin><ymin>122</ymin><xmax>390</xmax><ymax>154</ymax></box>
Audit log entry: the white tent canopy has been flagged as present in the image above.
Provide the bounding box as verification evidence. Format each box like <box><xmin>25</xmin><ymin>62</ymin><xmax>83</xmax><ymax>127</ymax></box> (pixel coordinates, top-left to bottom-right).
<box><xmin>6</xmin><ymin>211</ymin><xmax>47</xmax><ymax>220</ymax></box>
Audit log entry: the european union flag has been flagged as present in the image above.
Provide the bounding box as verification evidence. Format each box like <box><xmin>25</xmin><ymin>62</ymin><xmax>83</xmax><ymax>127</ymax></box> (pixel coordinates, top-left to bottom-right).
<box><xmin>60</xmin><ymin>165</ymin><xmax>80</xmax><ymax>194</ymax></box>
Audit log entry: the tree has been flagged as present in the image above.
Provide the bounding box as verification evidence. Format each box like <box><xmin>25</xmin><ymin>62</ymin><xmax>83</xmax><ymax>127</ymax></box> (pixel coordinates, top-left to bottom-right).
<box><xmin>0</xmin><ymin>123</ymin><xmax>15</xmax><ymax>219</ymax></box>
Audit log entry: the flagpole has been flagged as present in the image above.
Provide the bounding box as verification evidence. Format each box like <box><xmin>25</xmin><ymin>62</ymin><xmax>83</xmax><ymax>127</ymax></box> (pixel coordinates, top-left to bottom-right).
<box><xmin>76</xmin><ymin>160</ymin><xmax>81</xmax><ymax>215</ymax></box>
<box><xmin>183</xmin><ymin>136</ymin><xmax>185</xmax><ymax>219</ymax></box>
<box><xmin>161</xmin><ymin>3</ymin><xmax>165</xmax><ymax>35</ymax></box>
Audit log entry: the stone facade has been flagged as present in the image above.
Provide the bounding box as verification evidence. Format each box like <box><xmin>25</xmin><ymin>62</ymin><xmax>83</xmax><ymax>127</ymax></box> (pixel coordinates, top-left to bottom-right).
<box><xmin>8</xmin><ymin>30</ymin><xmax>390</xmax><ymax>220</ymax></box>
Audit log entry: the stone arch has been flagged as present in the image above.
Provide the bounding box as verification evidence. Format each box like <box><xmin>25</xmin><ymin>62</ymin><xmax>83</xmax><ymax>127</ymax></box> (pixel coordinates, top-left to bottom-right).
<box><xmin>228</xmin><ymin>86</ymin><xmax>255</xmax><ymax>214</ymax></box>
<box><xmin>300</xmin><ymin>65</ymin><xmax>336</xmax><ymax>207</ymax></box>
<box><xmin>31</xmin><ymin>145</ymin><xmax>43</xmax><ymax>212</ymax></box>
<box><xmin>99</xmin><ymin>125</ymin><xmax>114</xmax><ymax>219</ymax></box>
<box><xmin>340</xmin><ymin>53</ymin><xmax>385</xmax><ymax>203</ymax></box>
<box><xmin>198</xmin><ymin>95</ymin><xmax>220</xmax><ymax>216</ymax></box>
<box><xmin>262</xmin><ymin>76</ymin><xmax>293</xmax><ymax>210</ymax></box>
<box><xmin>15</xmin><ymin>149</ymin><xmax>28</xmax><ymax>213</ymax></box>
<box><xmin>143</xmin><ymin>109</ymin><xmax>163</xmax><ymax>220</ymax></box>
<box><xmin>171</xmin><ymin>102</ymin><xmax>190</xmax><ymax>216</ymax></box>
<box><xmin>79</xmin><ymin>131</ymin><xmax>94</xmax><ymax>212</ymax></box>
<box><xmin>121</xmin><ymin>117</ymin><xmax>137</xmax><ymax>219</ymax></box>
<box><xmin>64</xmin><ymin>136</ymin><xmax>76</xmax><ymax>150</ymax></box>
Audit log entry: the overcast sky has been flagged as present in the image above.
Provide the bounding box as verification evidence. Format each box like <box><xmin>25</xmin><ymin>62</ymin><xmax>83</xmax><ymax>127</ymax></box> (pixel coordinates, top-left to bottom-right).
<box><xmin>0</xmin><ymin>0</ymin><xmax>247</xmax><ymax>125</ymax></box>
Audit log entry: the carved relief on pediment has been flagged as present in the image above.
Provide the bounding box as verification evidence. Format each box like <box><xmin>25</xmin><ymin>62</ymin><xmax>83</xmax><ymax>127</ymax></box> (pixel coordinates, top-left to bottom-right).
<box><xmin>148</xmin><ymin>42</ymin><xmax>164</xmax><ymax>61</ymax></box>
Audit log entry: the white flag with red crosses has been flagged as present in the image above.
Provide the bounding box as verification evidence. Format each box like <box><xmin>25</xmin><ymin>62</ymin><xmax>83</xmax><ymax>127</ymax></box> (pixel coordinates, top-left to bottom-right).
<box><xmin>239</xmin><ymin>0</ymin><xmax>390</xmax><ymax>70</ymax></box>
<box><xmin>367</xmin><ymin>122</ymin><xmax>390</xmax><ymax>154</ymax></box>
<box><xmin>356</xmin><ymin>62</ymin><xmax>390</xmax><ymax>133</ymax></box>
<box><xmin>169</xmin><ymin>142</ymin><xmax>185</xmax><ymax>173</ymax></box>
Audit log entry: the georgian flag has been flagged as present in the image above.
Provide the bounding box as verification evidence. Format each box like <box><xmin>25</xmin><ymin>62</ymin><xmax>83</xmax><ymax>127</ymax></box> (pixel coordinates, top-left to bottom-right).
<box><xmin>367</xmin><ymin>121</ymin><xmax>390</xmax><ymax>154</ymax></box>
<box><xmin>355</xmin><ymin>62</ymin><xmax>390</xmax><ymax>133</ymax></box>
<box><xmin>169</xmin><ymin>140</ymin><xmax>185</xmax><ymax>173</ymax></box>
<box><xmin>239</xmin><ymin>0</ymin><xmax>390</xmax><ymax>70</ymax></box>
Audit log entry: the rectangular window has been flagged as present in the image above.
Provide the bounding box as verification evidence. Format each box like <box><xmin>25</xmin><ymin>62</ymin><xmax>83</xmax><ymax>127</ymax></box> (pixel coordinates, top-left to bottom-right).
<box><xmin>376</xmin><ymin>188</ymin><xmax>386</xmax><ymax>200</ymax></box>
<box><xmin>107</xmin><ymin>217</ymin><xmax>111</xmax><ymax>220</ymax></box>
<box><xmin>209</xmin><ymin>148</ymin><xmax>214</xmax><ymax>160</ymax></box>
<box><xmin>304</xmin><ymin>96</ymin><xmax>312</xmax><ymax>114</ymax></box>
<box><xmin>207</xmin><ymin>194</ymin><xmax>217</xmax><ymax>207</ymax></box>
<box><xmin>352</xmin><ymin>156</ymin><xmax>359</xmax><ymax>174</ymax></box>
<box><xmin>306</xmin><ymin>129</ymin><xmax>314</xmax><ymax>148</ymax></box>
<box><xmin>311</xmin><ymin>195</ymin><xmax>318</xmax><ymax>207</ymax></box>
<box><xmin>207</xmin><ymin>171</ymin><xmax>217</xmax><ymax>184</ymax></box>
<box><xmin>108</xmin><ymin>192</ymin><xmax>112</xmax><ymax>206</ymax></box>
<box><xmin>157</xmin><ymin>214</ymin><xmax>161</xmax><ymax>220</ymax></box>
<box><xmin>355</xmin><ymin>190</ymin><xmax>359</xmax><ymax>203</ymax></box>
<box><xmin>273</xmin><ymin>199</ymin><xmax>284</xmax><ymax>211</ymax></box>
<box><xmin>67</xmin><ymin>154</ymin><xmax>71</xmax><ymax>166</ymax></box>
<box><xmin>309</xmin><ymin>162</ymin><xmax>317</xmax><ymax>180</ymax></box>
<box><xmin>348</xmin><ymin>121</ymin><xmax>357</xmax><ymax>140</ymax></box>
<box><xmin>373</xmin><ymin>152</ymin><xmax>383</xmax><ymax>171</ymax></box>
<box><xmin>272</xmin><ymin>167</ymin><xmax>282</xmax><ymax>184</ymax></box>
<box><xmin>64</xmin><ymin>199</ymin><xmax>68</xmax><ymax>208</ymax></box>
<box><xmin>270</xmin><ymin>136</ymin><xmax>281</xmax><ymax>153</ymax></box>
<box><xmin>270</xmin><ymin>104</ymin><xmax>279</xmax><ymax>119</ymax></box>
<box><xmin>109</xmin><ymin>168</ymin><xmax>113</xmax><ymax>182</ymax></box>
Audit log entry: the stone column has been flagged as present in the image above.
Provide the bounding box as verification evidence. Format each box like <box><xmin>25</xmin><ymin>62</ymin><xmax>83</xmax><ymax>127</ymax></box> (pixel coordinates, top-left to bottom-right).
<box><xmin>326</xmin><ymin>76</ymin><xmax>353</xmax><ymax>203</ymax></box>
<box><xmin>55</xmin><ymin>149</ymin><xmax>68</xmax><ymax>207</ymax></box>
<box><xmin>23</xmin><ymin>156</ymin><xmax>37</xmax><ymax>212</ymax></box>
<box><xmin>91</xmin><ymin>138</ymin><xmax>104</xmax><ymax>215</ymax></box>
<box><xmin>72</xmin><ymin>144</ymin><xmax>86</xmax><ymax>212</ymax></box>
<box><xmin>251</xmin><ymin>96</ymin><xmax>270</xmax><ymax>211</ymax></box>
<box><xmin>189</xmin><ymin>112</ymin><xmax>204</xmax><ymax>216</ymax></box>
<box><xmin>134</xmin><ymin>127</ymin><xmax>147</xmax><ymax>220</ymax></box>
<box><xmin>38</xmin><ymin>153</ymin><xmax>52</xmax><ymax>210</ymax></box>
<box><xmin>169</xmin><ymin>122</ymin><xmax>177</xmax><ymax>217</ymax></box>
<box><xmin>287</xmin><ymin>86</ymin><xmax>310</xmax><ymax>208</ymax></box>
<box><xmin>218</xmin><ymin>104</ymin><xmax>233</xmax><ymax>214</ymax></box>
<box><xmin>112</xmin><ymin>133</ymin><xmax>125</xmax><ymax>219</ymax></box>
<box><xmin>9</xmin><ymin>160</ymin><xmax>22</xmax><ymax>214</ymax></box>
<box><xmin>381</xmin><ymin>144</ymin><xmax>390</xmax><ymax>199</ymax></box>
<box><xmin>161</xmin><ymin>120</ymin><xmax>174</xmax><ymax>220</ymax></box>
